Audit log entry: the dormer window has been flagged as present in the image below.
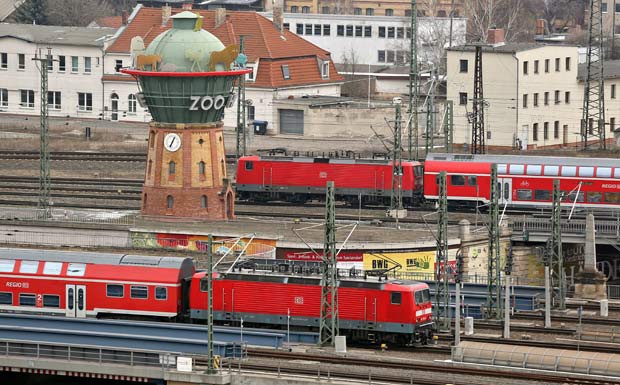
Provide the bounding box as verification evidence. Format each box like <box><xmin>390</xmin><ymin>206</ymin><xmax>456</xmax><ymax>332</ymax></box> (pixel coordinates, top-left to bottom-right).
<box><xmin>321</xmin><ymin>61</ymin><xmax>329</xmax><ymax>79</ymax></box>
<box><xmin>282</xmin><ymin>64</ymin><xmax>290</xmax><ymax>80</ymax></box>
<box><xmin>246</xmin><ymin>62</ymin><xmax>257</xmax><ymax>81</ymax></box>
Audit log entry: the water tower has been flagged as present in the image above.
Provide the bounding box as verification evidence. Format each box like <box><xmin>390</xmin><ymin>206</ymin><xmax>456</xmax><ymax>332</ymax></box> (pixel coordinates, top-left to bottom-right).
<box><xmin>123</xmin><ymin>11</ymin><xmax>250</xmax><ymax>220</ymax></box>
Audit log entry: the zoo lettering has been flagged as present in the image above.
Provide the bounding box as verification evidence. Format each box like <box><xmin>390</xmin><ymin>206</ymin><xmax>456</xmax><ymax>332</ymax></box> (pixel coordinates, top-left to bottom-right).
<box><xmin>189</xmin><ymin>95</ymin><xmax>227</xmax><ymax>111</ymax></box>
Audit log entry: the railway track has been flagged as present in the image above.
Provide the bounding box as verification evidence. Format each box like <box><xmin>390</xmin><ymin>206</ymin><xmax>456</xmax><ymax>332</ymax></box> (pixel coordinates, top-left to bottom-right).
<box><xmin>514</xmin><ymin>312</ymin><xmax>620</xmax><ymax>327</ymax></box>
<box><xmin>0</xmin><ymin>150</ymin><xmax>237</xmax><ymax>163</ymax></box>
<box><xmin>228</xmin><ymin>348</ymin><xmax>620</xmax><ymax>384</ymax></box>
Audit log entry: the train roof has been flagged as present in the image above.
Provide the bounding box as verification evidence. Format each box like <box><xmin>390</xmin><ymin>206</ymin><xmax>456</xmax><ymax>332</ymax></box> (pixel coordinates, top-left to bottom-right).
<box><xmin>426</xmin><ymin>153</ymin><xmax>620</xmax><ymax>168</ymax></box>
<box><xmin>240</xmin><ymin>155</ymin><xmax>421</xmax><ymax>166</ymax></box>
<box><xmin>202</xmin><ymin>272</ymin><xmax>428</xmax><ymax>291</ymax></box>
<box><xmin>0</xmin><ymin>248</ymin><xmax>195</xmax><ymax>274</ymax></box>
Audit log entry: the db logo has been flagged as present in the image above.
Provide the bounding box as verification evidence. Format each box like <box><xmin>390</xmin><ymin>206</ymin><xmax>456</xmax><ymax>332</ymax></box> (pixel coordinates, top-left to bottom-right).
<box><xmin>294</xmin><ymin>296</ymin><xmax>304</xmax><ymax>305</ymax></box>
<box><xmin>520</xmin><ymin>181</ymin><xmax>530</xmax><ymax>187</ymax></box>
<box><xmin>319</xmin><ymin>172</ymin><xmax>327</xmax><ymax>178</ymax></box>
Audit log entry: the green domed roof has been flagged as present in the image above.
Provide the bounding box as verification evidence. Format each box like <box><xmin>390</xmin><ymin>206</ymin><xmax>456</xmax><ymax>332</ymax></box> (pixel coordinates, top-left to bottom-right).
<box><xmin>144</xmin><ymin>11</ymin><xmax>225</xmax><ymax>72</ymax></box>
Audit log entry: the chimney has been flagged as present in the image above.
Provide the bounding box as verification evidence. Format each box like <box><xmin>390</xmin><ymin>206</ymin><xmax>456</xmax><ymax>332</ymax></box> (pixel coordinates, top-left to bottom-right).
<box><xmin>162</xmin><ymin>5</ymin><xmax>172</xmax><ymax>26</ymax></box>
<box><xmin>535</xmin><ymin>19</ymin><xmax>546</xmax><ymax>35</ymax></box>
<box><xmin>182</xmin><ymin>2</ymin><xmax>193</xmax><ymax>10</ymax></box>
<box><xmin>121</xmin><ymin>10</ymin><xmax>128</xmax><ymax>26</ymax></box>
<box><xmin>273</xmin><ymin>0</ymin><xmax>283</xmax><ymax>32</ymax></box>
<box><xmin>215</xmin><ymin>8</ymin><xmax>226</xmax><ymax>28</ymax></box>
<box><xmin>487</xmin><ymin>27</ymin><xmax>505</xmax><ymax>47</ymax></box>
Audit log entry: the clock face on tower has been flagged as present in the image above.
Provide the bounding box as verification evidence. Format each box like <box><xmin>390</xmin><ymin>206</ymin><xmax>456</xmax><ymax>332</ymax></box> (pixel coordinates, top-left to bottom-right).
<box><xmin>164</xmin><ymin>133</ymin><xmax>181</xmax><ymax>152</ymax></box>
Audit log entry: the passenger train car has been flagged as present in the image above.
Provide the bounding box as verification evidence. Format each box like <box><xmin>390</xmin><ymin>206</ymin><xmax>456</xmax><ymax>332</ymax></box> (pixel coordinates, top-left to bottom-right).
<box><xmin>424</xmin><ymin>153</ymin><xmax>620</xmax><ymax>209</ymax></box>
<box><xmin>235</xmin><ymin>155</ymin><xmax>424</xmax><ymax>206</ymax></box>
<box><xmin>0</xmin><ymin>248</ymin><xmax>434</xmax><ymax>345</ymax></box>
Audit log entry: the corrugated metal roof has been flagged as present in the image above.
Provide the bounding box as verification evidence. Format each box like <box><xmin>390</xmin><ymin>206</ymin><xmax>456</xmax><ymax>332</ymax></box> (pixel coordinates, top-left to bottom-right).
<box><xmin>0</xmin><ymin>0</ymin><xmax>23</xmax><ymax>22</ymax></box>
<box><xmin>0</xmin><ymin>23</ymin><xmax>116</xmax><ymax>46</ymax></box>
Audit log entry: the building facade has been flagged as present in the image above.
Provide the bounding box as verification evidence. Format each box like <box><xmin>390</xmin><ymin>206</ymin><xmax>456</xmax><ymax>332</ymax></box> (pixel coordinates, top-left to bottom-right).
<box><xmin>0</xmin><ymin>24</ymin><xmax>116</xmax><ymax>119</ymax></box>
<box><xmin>446</xmin><ymin>35</ymin><xmax>620</xmax><ymax>149</ymax></box>
<box><xmin>276</xmin><ymin>0</ymin><xmax>464</xmax><ymax>18</ymax></box>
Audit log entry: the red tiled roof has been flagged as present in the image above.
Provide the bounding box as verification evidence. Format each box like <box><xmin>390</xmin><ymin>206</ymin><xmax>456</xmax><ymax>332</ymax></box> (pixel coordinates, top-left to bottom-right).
<box><xmin>106</xmin><ymin>7</ymin><xmax>343</xmax><ymax>88</ymax></box>
<box><xmin>95</xmin><ymin>15</ymin><xmax>123</xmax><ymax>29</ymax></box>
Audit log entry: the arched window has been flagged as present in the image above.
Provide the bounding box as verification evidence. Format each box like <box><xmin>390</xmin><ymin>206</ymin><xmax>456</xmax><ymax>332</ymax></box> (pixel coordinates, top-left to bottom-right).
<box><xmin>147</xmin><ymin>160</ymin><xmax>153</xmax><ymax>176</ymax></box>
<box><xmin>437</xmin><ymin>10</ymin><xmax>447</xmax><ymax>17</ymax></box>
<box><xmin>221</xmin><ymin>159</ymin><xmax>225</xmax><ymax>177</ymax></box>
<box><xmin>201</xmin><ymin>195</ymin><xmax>207</xmax><ymax>208</ymax></box>
<box><xmin>290</xmin><ymin>5</ymin><xmax>298</xmax><ymax>12</ymax></box>
<box><xmin>385</xmin><ymin>8</ymin><xmax>393</xmax><ymax>16</ymax></box>
<box><xmin>128</xmin><ymin>94</ymin><xmax>137</xmax><ymax>113</ymax></box>
<box><xmin>198</xmin><ymin>161</ymin><xmax>206</xmax><ymax>176</ymax></box>
<box><xmin>301</xmin><ymin>6</ymin><xmax>310</xmax><ymax>13</ymax></box>
<box><xmin>169</xmin><ymin>160</ymin><xmax>176</xmax><ymax>175</ymax></box>
<box><xmin>167</xmin><ymin>195</ymin><xmax>174</xmax><ymax>209</ymax></box>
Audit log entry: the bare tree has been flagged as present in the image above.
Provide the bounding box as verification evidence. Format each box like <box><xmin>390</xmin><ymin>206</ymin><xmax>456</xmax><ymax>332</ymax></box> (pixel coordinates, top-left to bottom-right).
<box><xmin>540</xmin><ymin>0</ymin><xmax>587</xmax><ymax>33</ymax></box>
<box><xmin>463</xmin><ymin>0</ymin><xmax>538</xmax><ymax>42</ymax></box>
<box><xmin>47</xmin><ymin>0</ymin><xmax>114</xmax><ymax>26</ymax></box>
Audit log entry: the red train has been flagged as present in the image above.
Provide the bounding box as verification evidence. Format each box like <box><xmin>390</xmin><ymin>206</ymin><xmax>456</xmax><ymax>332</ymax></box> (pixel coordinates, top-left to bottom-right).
<box><xmin>424</xmin><ymin>153</ymin><xmax>620</xmax><ymax>209</ymax></box>
<box><xmin>0</xmin><ymin>248</ymin><xmax>433</xmax><ymax>345</ymax></box>
<box><xmin>235</xmin><ymin>155</ymin><xmax>424</xmax><ymax>206</ymax></box>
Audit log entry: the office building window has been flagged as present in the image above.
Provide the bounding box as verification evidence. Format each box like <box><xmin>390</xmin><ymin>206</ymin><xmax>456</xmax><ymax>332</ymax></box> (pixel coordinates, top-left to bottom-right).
<box><xmin>544</xmin><ymin>122</ymin><xmax>549</xmax><ymax>140</ymax></box>
<box><xmin>18</xmin><ymin>54</ymin><xmax>25</xmax><ymax>70</ymax></box>
<box><xmin>378</xmin><ymin>50</ymin><xmax>386</xmax><ymax>63</ymax></box>
<box><xmin>544</xmin><ymin>59</ymin><xmax>549</xmax><ymax>73</ymax></box>
<box><xmin>523</xmin><ymin>94</ymin><xmax>528</xmax><ymax>108</ymax></box>
<box><xmin>365</xmin><ymin>8</ymin><xmax>374</xmax><ymax>15</ymax></box>
<box><xmin>523</xmin><ymin>61</ymin><xmax>528</xmax><ymax>75</ymax></box>
<box><xmin>364</xmin><ymin>26</ymin><xmax>371</xmax><ymax>37</ymax></box>
<box><xmin>0</xmin><ymin>53</ymin><xmax>7</xmax><ymax>69</ymax></box>
<box><xmin>385</xmin><ymin>8</ymin><xmax>393</xmax><ymax>16</ymax></box>
<box><xmin>84</xmin><ymin>57</ymin><xmax>91</xmax><ymax>73</ymax></box>
<box><xmin>554</xmin><ymin>121</ymin><xmax>559</xmax><ymax>139</ymax></box>
<box><xmin>555</xmin><ymin>90</ymin><xmax>560</xmax><ymax>104</ymax></box>
<box><xmin>354</xmin><ymin>7</ymin><xmax>361</xmax><ymax>15</ymax></box>
<box><xmin>0</xmin><ymin>88</ymin><xmax>8</xmax><ymax>107</ymax></box>
<box><xmin>387</xmin><ymin>27</ymin><xmax>395</xmax><ymax>38</ymax></box>
<box><xmin>459</xmin><ymin>59</ymin><xmax>468</xmax><ymax>73</ymax></box>
<box><xmin>321</xmin><ymin>6</ymin><xmax>329</xmax><ymax>13</ymax></box>
<box><xmin>20</xmin><ymin>89</ymin><xmax>34</xmax><ymax>108</ymax></box>
<box><xmin>71</xmin><ymin>56</ymin><xmax>79</xmax><ymax>72</ymax></box>
<box><xmin>305</xmin><ymin>24</ymin><xmax>312</xmax><ymax>35</ymax></box>
<box><xmin>47</xmin><ymin>55</ymin><xmax>53</xmax><ymax>71</ymax></box>
<box><xmin>555</xmin><ymin>57</ymin><xmax>560</xmax><ymax>71</ymax></box>
<box><xmin>58</xmin><ymin>56</ymin><xmax>65</xmax><ymax>72</ymax></box>
<box><xmin>565</xmin><ymin>91</ymin><xmax>570</xmax><ymax>103</ymax></box>
<box><xmin>337</xmin><ymin>25</ymin><xmax>344</xmax><ymax>36</ymax></box>
<box><xmin>346</xmin><ymin>25</ymin><xmax>353</xmax><ymax>36</ymax></box>
<box><xmin>533</xmin><ymin>93</ymin><xmax>539</xmax><ymax>107</ymax></box>
<box><xmin>296</xmin><ymin>23</ymin><xmax>303</xmax><ymax>34</ymax></box>
<box><xmin>534</xmin><ymin>60</ymin><xmax>539</xmax><ymax>74</ymax></box>
<box><xmin>565</xmin><ymin>57</ymin><xmax>571</xmax><ymax>71</ymax></box>
<box><xmin>533</xmin><ymin>123</ymin><xmax>539</xmax><ymax>141</ymax></box>
<box><xmin>128</xmin><ymin>94</ymin><xmax>137</xmax><ymax>113</ymax></box>
<box><xmin>544</xmin><ymin>92</ymin><xmax>549</xmax><ymax>105</ymax></box>
<box><xmin>612</xmin><ymin>84</ymin><xmax>616</xmax><ymax>99</ymax></box>
<box><xmin>323</xmin><ymin>24</ymin><xmax>330</xmax><ymax>35</ymax></box>
<box><xmin>78</xmin><ymin>92</ymin><xmax>92</xmax><ymax>111</ymax></box>
<box><xmin>459</xmin><ymin>92</ymin><xmax>467</xmax><ymax>105</ymax></box>
<box><xmin>301</xmin><ymin>6</ymin><xmax>310</xmax><ymax>13</ymax></box>
<box><xmin>291</xmin><ymin>5</ymin><xmax>298</xmax><ymax>12</ymax></box>
<box><xmin>386</xmin><ymin>50</ymin><xmax>395</xmax><ymax>63</ymax></box>
<box><xmin>47</xmin><ymin>91</ymin><xmax>61</xmax><ymax>110</ymax></box>
<box><xmin>355</xmin><ymin>25</ymin><xmax>362</xmax><ymax>37</ymax></box>
<box><xmin>378</xmin><ymin>26</ymin><xmax>385</xmax><ymax>37</ymax></box>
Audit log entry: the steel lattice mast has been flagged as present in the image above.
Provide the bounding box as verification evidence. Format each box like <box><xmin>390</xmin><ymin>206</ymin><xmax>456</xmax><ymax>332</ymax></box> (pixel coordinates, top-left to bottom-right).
<box><xmin>550</xmin><ymin>180</ymin><xmax>566</xmax><ymax>309</ymax></box>
<box><xmin>443</xmin><ymin>100</ymin><xmax>454</xmax><ymax>153</ymax></box>
<box><xmin>581</xmin><ymin>0</ymin><xmax>606</xmax><ymax>149</ymax></box>
<box><xmin>434</xmin><ymin>171</ymin><xmax>450</xmax><ymax>331</ymax></box>
<box><xmin>471</xmin><ymin>45</ymin><xmax>485</xmax><ymax>154</ymax></box>
<box><xmin>486</xmin><ymin>164</ymin><xmax>501</xmax><ymax>319</ymax></box>
<box><xmin>236</xmin><ymin>36</ymin><xmax>247</xmax><ymax>159</ymax></box>
<box><xmin>425</xmin><ymin>68</ymin><xmax>435</xmax><ymax>155</ymax></box>
<box><xmin>390</xmin><ymin>99</ymin><xmax>404</xmax><ymax>215</ymax></box>
<box><xmin>407</xmin><ymin>0</ymin><xmax>419</xmax><ymax>160</ymax></box>
<box><xmin>34</xmin><ymin>49</ymin><xmax>51</xmax><ymax>217</ymax></box>
<box><xmin>319</xmin><ymin>181</ymin><xmax>339</xmax><ymax>346</ymax></box>
<box><xmin>206</xmin><ymin>234</ymin><xmax>216</xmax><ymax>373</ymax></box>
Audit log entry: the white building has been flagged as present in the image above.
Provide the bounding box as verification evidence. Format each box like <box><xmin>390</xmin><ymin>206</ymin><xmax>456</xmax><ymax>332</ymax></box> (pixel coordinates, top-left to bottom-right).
<box><xmin>446</xmin><ymin>30</ymin><xmax>620</xmax><ymax>149</ymax></box>
<box><xmin>0</xmin><ymin>24</ymin><xmax>116</xmax><ymax>119</ymax></box>
<box><xmin>261</xmin><ymin>12</ymin><xmax>467</xmax><ymax>67</ymax></box>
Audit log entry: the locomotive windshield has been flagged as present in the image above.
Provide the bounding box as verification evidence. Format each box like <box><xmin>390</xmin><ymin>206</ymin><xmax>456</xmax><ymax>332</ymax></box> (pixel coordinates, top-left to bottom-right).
<box><xmin>414</xmin><ymin>289</ymin><xmax>431</xmax><ymax>305</ymax></box>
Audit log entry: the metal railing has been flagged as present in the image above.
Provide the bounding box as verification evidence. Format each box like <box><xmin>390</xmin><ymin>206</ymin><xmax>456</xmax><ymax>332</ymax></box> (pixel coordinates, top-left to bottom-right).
<box><xmin>0</xmin><ymin>207</ymin><xmax>136</xmax><ymax>226</ymax></box>
<box><xmin>511</xmin><ymin>216</ymin><xmax>620</xmax><ymax>239</ymax></box>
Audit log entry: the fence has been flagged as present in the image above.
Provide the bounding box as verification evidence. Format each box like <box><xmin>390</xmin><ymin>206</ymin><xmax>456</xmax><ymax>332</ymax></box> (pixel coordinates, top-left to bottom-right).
<box><xmin>0</xmin><ymin>207</ymin><xmax>136</xmax><ymax>226</ymax></box>
<box><xmin>511</xmin><ymin>216</ymin><xmax>620</xmax><ymax>239</ymax></box>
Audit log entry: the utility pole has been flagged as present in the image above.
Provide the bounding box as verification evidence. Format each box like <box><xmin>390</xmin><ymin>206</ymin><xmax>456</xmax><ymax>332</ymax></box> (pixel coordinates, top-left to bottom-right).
<box><xmin>503</xmin><ymin>246</ymin><xmax>513</xmax><ymax>339</ymax></box>
<box><xmin>206</xmin><ymin>234</ymin><xmax>216</xmax><ymax>374</ymax></box>
<box><xmin>581</xmin><ymin>0</ymin><xmax>606</xmax><ymax>149</ymax></box>
<box><xmin>550</xmin><ymin>180</ymin><xmax>565</xmax><ymax>310</ymax></box>
<box><xmin>486</xmin><ymin>164</ymin><xmax>501</xmax><ymax>319</ymax></box>
<box><xmin>235</xmin><ymin>36</ymin><xmax>247</xmax><ymax>159</ymax></box>
<box><xmin>34</xmin><ymin>48</ymin><xmax>52</xmax><ymax>218</ymax></box>
<box><xmin>425</xmin><ymin>68</ymin><xmax>435</xmax><ymax>155</ymax></box>
<box><xmin>434</xmin><ymin>171</ymin><xmax>450</xmax><ymax>331</ymax></box>
<box><xmin>389</xmin><ymin>98</ymin><xmax>406</xmax><ymax>222</ymax></box>
<box><xmin>454</xmin><ymin>248</ymin><xmax>463</xmax><ymax>345</ymax></box>
<box><xmin>471</xmin><ymin>45</ymin><xmax>486</xmax><ymax>154</ymax></box>
<box><xmin>443</xmin><ymin>100</ymin><xmax>454</xmax><ymax>153</ymax></box>
<box><xmin>407</xmin><ymin>0</ymin><xmax>419</xmax><ymax>160</ymax></box>
<box><xmin>319</xmin><ymin>181</ymin><xmax>339</xmax><ymax>346</ymax></box>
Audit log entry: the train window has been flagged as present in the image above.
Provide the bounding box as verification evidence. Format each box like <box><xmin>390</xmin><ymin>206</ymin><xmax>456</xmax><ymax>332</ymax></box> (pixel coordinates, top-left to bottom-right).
<box><xmin>509</xmin><ymin>164</ymin><xmax>525</xmax><ymax>175</ymax></box>
<box><xmin>0</xmin><ymin>292</ymin><xmax>12</xmax><ymax>305</ymax></box>
<box><xmin>597</xmin><ymin>168</ymin><xmax>612</xmax><ymax>178</ymax></box>
<box><xmin>450</xmin><ymin>175</ymin><xmax>465</xmax><ymax>186</ymax></box>
<box><xmin>245</xmin><ymin>161</ymin><xmax>254</xmax><ymax>171</ymax></box>
<box><xmin>587</xmin><ymin>192</ymin><xmax>602</xmax><ymax>203</ymax></box>
<box><xmin>615</xmin><ymin>168</ymin><xmax>620</xmax><ymax>179</ymax></box>
<box><xmin>497</xmin><ymin>164</ymin><xmax>507</xmax><ymax>174</ymax></box>
<box><xmin>68</xmin><ymin>288</ymin><xmax>74</xmax><ymax>310</ymax></box>
<box><xmin>106</xmin><ymin>284</ymin><xmax>124</xmax><ymax>298</ymax></box>
<box><xmin>516</xmin><ymin>189</ymin><xmax>532</xmax><ymax>200</ymax></box>
<box><xmin>155</xmin><ymin>287</ymin><xmax>168</xmax><ymax>300</ymax></box>
<box><xmin>19</xmin><ymin>260</ymin><xmax>39</xmax><ymax>274</ymax></box>
<box><xmin>415</xmin><ymin>166</ymin><xmax>423</xmax><ymax>176</ymax></box>
<box><xmin>414</xmin><ymin>291</ymin><xmax>423</xmax><ymax>304</ymax></box>
<box><xmin>43</xmin><ymin>262</ymin><xmax>62</xmax><ymax>275</ymax></box>
<box><xmin>604</xmin><ymin>192</ymin><xmax>620</xmax><ymax>203</ymax></box>
<box><xmin>503</xmin><ymin>183</ymin><xmax>510</xmax><ymax>200</ymax></box>
<box><xmin>0</xmin><ymin>259</ymin><xmax>15</xmax><ymax>273</ymax></box>
<box><xmin>19</xmin><ymin>293</ymin><xmax>36</xmax><ymax>306</ymax></box>
<box><xmin>390</xmin><ymin>292</ymin><xmax>402</xmax><ymax>305</ymax></box>
<box><xmin>468</xmin><ymin>176</ymin><xmax>477</xmax><ymax>186</ymax></box>
<box><xmin>579</xmin><ymin>167</ymin><xmax>594</xmax><ymax>177</ymax></box>
<box><xmin>543</xmin><ymin>166</ymin><xmax>559</xmax><ymax>176</ymax></box>
<box><xmin>130</xmin><ymin>285</ymin><xmax>148</xmax><ymax>299</ymax></box>
<box><xmin>78</xmin><ymin>288</ymin><xmax>84</xmax><ymax>311</ymax></box>
<box><xmin>561</xmin><ymin>166</ymin><xmax>576</xmax><ymax>177</ymax></box>
<box><xmin>43</xmin><ymin>295</ymin><xmax>60</xmax><ymax>308</ymax></box>
<box><xmin>534</xmin><ymin>190</ymin><xmax>551</xmax><ymax>201</ymax></box>
<box><xmin>66</xmin><ymin>263</ymin><xmax>86</xmax><ymax>276</ymax></box>
<box><xmin>526</xmin><ymin>165</ymin><xmax>542</xmax><ymax>176</ymax></box>
<box><xmin>565</xmin><ymin>191</ymin><xmax>585</xmax><ymax>202</ymax></box>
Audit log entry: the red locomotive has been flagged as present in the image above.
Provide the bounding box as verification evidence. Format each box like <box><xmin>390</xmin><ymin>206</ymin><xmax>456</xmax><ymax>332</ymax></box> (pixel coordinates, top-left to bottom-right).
<box><xmin>190</xmin><ymin>272</ymin><xmax>433</xmax><ymax>345</ymax></box>
<box><xmin>424</xmin><ymin>153</ymin><xmax>620</xmax><ymax>209</ymax></box>
<box><xmin>235</xmin><ymin>155</ymin><xmax>424</xmax><ymax>206</ymax></box>
<box><xmin>0</xmin><ymin>248</ymin><xmax>434</xmax><ymax>345</ymax></box>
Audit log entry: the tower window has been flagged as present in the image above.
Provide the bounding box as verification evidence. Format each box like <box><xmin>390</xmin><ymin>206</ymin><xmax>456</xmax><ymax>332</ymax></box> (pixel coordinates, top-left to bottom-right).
<box><xmin>167</xmin><ymin>195</ymin><xmax>174</xmax><ymax>209</ymax></box>
<box><xmin>169</xmin><ymin>161</ymin><xmax>176</xmax><ymax>175</ymax></box>
<box><xmin>201</xmin><ymin>195</ymin><xmax>208</xmax><ymax>209</ymax></box>
<box><xmin>199</xmin><ymin>161</ymin><xmax>206</xmax><ymax>176</ymax></box>
<box><xmin>148</xmin><ymin>160</ymin><xmax>153</xmax><ymax>176</ymax></box>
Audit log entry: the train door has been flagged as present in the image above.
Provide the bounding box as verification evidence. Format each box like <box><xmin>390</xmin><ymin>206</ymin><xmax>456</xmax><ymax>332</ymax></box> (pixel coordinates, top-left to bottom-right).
<box><xmin>65</xmin><ymin>285</ymin><xmax>87</xmax><ymax>318</ymax></box>
<box><xmin>497</xmin><ymin>178</ymin><xmax>512</xmax><ymax>205</ymax></box>
<box><xmin>364</xmin><ymin>296</ymin><xmax>377</xmax><ymax>329</ymax></box>
<box><xmin>262</xmin><ymin>166</ymin><xmax>273</xmax><ymax>195</ymax></box>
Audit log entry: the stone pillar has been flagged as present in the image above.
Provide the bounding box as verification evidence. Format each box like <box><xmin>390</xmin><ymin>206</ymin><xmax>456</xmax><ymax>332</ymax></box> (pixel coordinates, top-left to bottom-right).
<box><xmin>574</xmin><ymin>213</ymin><xmax>607</xmax><ymax>299</ymax></box>
<box><xmin>459</xmin><ymin>219</ymin><xmax>471</xmax><ymax>241</ymax></box>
